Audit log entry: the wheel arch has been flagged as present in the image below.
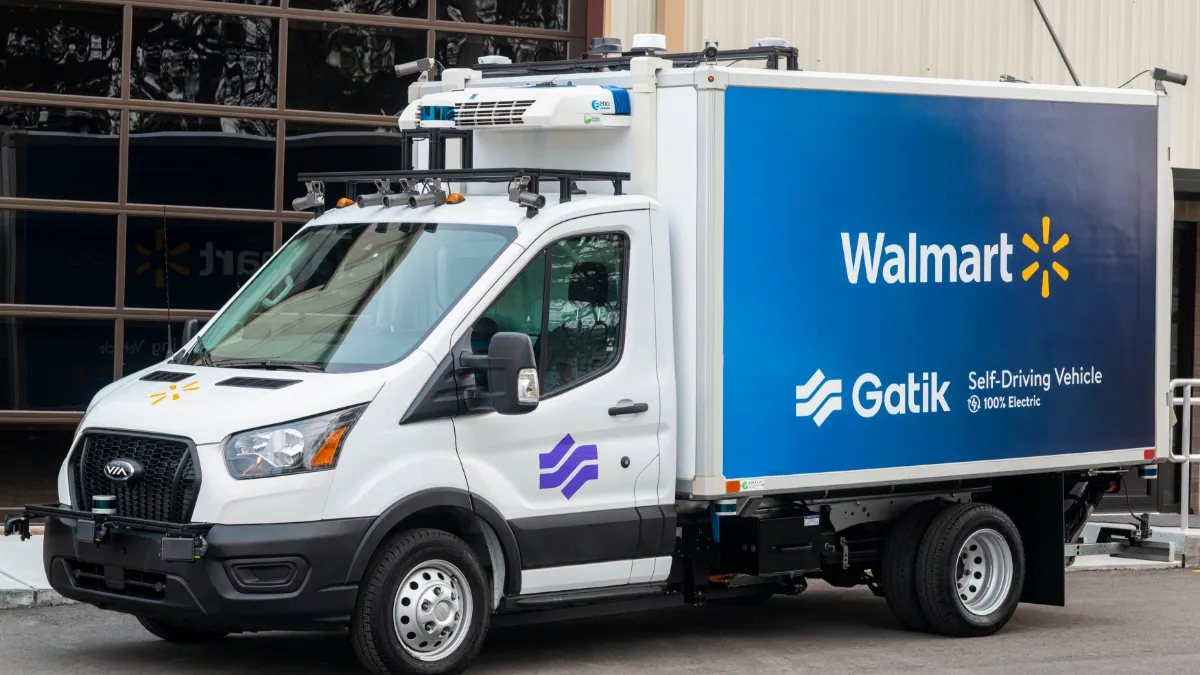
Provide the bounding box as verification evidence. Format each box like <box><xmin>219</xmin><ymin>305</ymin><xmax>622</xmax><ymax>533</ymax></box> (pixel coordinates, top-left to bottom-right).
<box><xmin>345</xmin><ymin>488</ymin><xmax>523</xmax><ymax>599</ymax></box>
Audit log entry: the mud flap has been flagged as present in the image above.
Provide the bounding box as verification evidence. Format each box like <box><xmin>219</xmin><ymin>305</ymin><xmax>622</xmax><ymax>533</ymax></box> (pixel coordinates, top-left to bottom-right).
<box><xmin>981</xmin><ymin>472</ymin><xmax>1065</xmax><ymax>607</ymax></box>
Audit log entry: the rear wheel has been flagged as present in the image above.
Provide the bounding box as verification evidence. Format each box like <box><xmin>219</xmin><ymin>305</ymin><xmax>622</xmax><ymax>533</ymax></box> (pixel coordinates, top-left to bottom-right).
<box><xmin>881</xmin><ymin>500</ymin><xmax>944</xmax><ymax>631</ymax></box>
<box><xmin>915</xmin><ymin>503</ymin><xmax>1025</xmax><ymax>637</ymax></box>
<box><xmin>351</xmin><ymin>528</ymin><xmax>490</xmax><ymax>675</ymax></box>
<box><xmin>136</xmin><ymin>616</ymin><xmax>228</xmax><ymax>643</ymax></box>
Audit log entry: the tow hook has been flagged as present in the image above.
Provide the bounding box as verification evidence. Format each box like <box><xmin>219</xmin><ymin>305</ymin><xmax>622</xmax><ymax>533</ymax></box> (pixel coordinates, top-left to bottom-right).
<box><xmin>3</xmin><ymin>514</ymin><xmax>31</xmax><ymax>541</ymax></box>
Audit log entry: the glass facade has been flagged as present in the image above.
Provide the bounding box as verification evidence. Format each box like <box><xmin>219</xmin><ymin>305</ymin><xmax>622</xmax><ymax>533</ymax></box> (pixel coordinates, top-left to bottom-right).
<box><xmin>0</xmin><ymin>0</ymin><xmax>589</xmax><ymax>508</ymax></box>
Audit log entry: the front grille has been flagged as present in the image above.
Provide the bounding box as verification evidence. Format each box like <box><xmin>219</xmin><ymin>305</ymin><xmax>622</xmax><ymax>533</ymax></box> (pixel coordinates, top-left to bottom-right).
<box><xmin>67</xmin><ymin>560</ymin><xmax>167</xmax><ymax>600</ymax></box>
<box><xmin>72</xmin><ymin>433</ymin><xmax>199</xmax><ymax>523</ymax></box>
<box><xmin>454</xmin><ymin>100</ymin><xmax>534</xmax><ymax>127</ymax></box>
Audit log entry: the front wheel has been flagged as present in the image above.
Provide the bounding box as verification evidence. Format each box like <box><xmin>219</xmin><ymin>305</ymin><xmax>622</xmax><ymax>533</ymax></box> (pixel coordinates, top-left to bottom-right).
<box><xmin>351</xmin><ymin>528</ymin><xmax>490</xmax><ymax>675</ymax></box>
<box><xmin>915</xmin><ymin>503</ymin><xmax>1025</xmax><ymax>637</ymax></box>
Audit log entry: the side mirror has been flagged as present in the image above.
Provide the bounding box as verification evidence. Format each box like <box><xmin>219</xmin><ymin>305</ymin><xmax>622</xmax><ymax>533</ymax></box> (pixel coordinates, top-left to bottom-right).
<box><xmin>486</xmin><ymin>332</ymin><xmax>540</xmax><ymax>415</ymax></box>
<box><xmin>183</xmin><ymin>319</ymin><xmax>201</xmax><ymax>343</ymax></box>
<box><xmin>458</xmin><ymin>331</ymin><xmax>539</xmax><ymax>415</ymax></box>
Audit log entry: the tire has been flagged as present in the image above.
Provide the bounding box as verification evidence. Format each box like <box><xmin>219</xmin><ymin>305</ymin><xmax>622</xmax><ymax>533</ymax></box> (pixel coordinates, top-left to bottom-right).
<box><xmin>915</xmin><ymin>503</ymin><xmax>1025</xmax><ymax>637</ymax></box>
<box><xmin>351</xmin><ymin>528</ymin><xmax>490</xmax><ymax>675</ymax></box>
<box><xmin>881</xmin><ymin>500</ymin><xmax>944</xmax><ymax>632</ymax></box>
<box><xmin>136</xmin><ymin>616</ymin><xmax>228</xmax><ymax>643</ymax></box>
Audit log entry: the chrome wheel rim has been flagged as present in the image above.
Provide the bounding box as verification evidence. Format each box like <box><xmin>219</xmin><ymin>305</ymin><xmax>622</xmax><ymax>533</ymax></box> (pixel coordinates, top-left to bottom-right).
<box><xmin>393</xmin><ymin>560</ymin><xmax>473</xmax><ymax>661</ymax></box>
<box><xmin>955</xmin><ymin>528</ymin><xmax>1013</xmax><ymax>616</ymax></box>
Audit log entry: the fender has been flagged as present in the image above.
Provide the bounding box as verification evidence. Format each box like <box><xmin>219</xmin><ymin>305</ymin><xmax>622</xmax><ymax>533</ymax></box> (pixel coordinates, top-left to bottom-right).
<box><xmin>470</xmin><ymin>494</ymin><xmax>524</xmax><ymax>595</ymax></box>
<box><xmin>344</xmin><ymin>488</ymin><xmax>524</xmax><ymax>596</ymax></box>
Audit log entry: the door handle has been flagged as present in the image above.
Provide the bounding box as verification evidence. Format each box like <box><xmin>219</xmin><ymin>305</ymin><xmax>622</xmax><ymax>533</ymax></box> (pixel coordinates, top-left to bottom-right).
<box><xmin>608</xmin><ymin>402</ymin><xmax>649</xmax><ymax>416</ymax></box>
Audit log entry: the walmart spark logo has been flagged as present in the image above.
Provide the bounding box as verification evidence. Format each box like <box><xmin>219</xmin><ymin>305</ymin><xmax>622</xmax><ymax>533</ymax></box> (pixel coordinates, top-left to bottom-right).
<box><xmin>150</xmin><ymin>381</ymin><xmax>200</xmax><ymax>405</ymax></box>
<box><xmin>1021</xmin><ymin>216</ymin><xmax>1069</xmax><ymax>298</ymax></box>
<box><xmin>134</xmin><ymin>229</ymin><xmax>190</xmax><ymax>290</ymax></box>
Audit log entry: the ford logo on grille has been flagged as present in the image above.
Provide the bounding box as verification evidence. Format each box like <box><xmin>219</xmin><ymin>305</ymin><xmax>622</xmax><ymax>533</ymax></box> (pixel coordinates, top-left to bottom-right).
<box><xmin>103</xmin><ymin>459</ymin><xmax>143</xmax><ymax>483</ymax></box>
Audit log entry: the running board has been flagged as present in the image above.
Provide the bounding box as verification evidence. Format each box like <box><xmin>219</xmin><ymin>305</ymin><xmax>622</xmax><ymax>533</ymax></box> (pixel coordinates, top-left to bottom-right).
<box><xmin>502</xmin><ymin>583</ymin><xmax>667</xmax><ymax>612</ymax></box>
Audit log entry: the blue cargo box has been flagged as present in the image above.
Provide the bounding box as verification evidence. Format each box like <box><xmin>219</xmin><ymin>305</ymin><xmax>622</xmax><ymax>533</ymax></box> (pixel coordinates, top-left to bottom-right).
<box><xmin>701</xmin><ymin>73</ymin><xmax>1170</xmax><ymax>496</ymax></box>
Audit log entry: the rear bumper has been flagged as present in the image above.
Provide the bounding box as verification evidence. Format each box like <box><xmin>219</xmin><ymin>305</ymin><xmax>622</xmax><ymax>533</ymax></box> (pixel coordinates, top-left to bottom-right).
<box><xmin>43</xmin><ymin>514</ymin><xmax>371</xmax><ymax>632</ymax></box>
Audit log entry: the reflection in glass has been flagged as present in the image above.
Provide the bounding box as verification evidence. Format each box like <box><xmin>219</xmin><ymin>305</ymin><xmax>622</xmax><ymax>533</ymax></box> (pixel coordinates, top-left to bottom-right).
<box><xmin>286</xmin><ymin>21</ymin><xmax>424</xmax><ymax>115</ymax></box>
<box><xmin>128</xmin><ymin>112</ymin><xmax>275</xmax><ymax>209</ymax></box>
<box><xmin>289</xmin><ymin>0</ymin><xmax>425</xmax><ymax>18</ymax></box>
<box><xmin>177</xmin><ymin>223</ymin><xmax>515</xmax><ymax>373</ymax></box>
<box><xmin>0</xmin><ymin>317</ymin><xmax>114</xmax><ymax>410</ymax></box>
<box><xmin>284</xmin><ymin>122</ymin><xmax>406</xmax><ymax>206</ymax></box>
<box><xmin>440</xmin><ymin>0</ymin><xmax>565</xmax><ymax>30</ymax></box>
<box><xmin>0</xmin><ymin>105</ymin><xmax>119</xmax><ymax>201</ymax></box>
<box><xmin>0</xmin><ymin>0</ymin><xmax>122</xmax><ymax>97</ymax></box>
<box><xmin>125</xmin><ymin>217</ymin><xmax>274</xmax><ymax>310</ymax></box>
<box><xmin>437</xmin><ymin>32</ymin><xmax>566</xmax><ymax>68</ymax></box>
<box><xmin>0</xmin><ymin>426</ymin><xmax>75</xmax><ymax>507</ymax></box>
<box><xmin>123</xmin><ymin>321</ymin><xmax>187</xmax><ymax>375</ymax></box>
<box><xmin>0</xmin><ymin>210</ymin><xmax>117</xmax><ymax>307</ymax></box>
<box><xmin>132</xmin><ymin>10</ymin><xmax>278</xmax><ymax>108</ymax></box>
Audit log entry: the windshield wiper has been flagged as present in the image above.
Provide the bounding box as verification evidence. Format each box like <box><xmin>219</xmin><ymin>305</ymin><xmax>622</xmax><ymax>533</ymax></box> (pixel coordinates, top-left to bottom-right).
<box><xmin>195</xmin><ymin>335</ymin><xmax>216</xmax><ymax>368</ymax></box>
<box><xmin>211</xmin><ymin>359</ymin><xmax>326</xmax><ymax>373</ymax></box>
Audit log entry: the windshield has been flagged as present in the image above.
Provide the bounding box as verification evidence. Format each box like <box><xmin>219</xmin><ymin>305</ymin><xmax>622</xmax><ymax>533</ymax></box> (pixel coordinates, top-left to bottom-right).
<box><xmin>179</xmin><ymin>222</ymin><xmax>515</xmax><ymax>373</ymax></box>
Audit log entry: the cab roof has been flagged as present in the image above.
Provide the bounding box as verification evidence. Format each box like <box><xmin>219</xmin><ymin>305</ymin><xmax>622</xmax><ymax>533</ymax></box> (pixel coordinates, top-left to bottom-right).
<box><xmin>303</xmin><ymin>193</ymin><xmax>651</xmax><ymax>234</ymax></box>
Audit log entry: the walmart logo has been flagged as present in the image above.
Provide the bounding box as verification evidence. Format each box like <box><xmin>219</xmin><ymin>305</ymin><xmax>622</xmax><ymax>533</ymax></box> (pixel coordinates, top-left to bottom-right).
<box><xmin>1021</xmin><ymin>216</ymin><xmax>1069</xmax><ymax>298</ymax></box>
<box><xmin>134</xmin><ymin>230</ymin><xmax>190</xmax><ymax>290</ymax></box>
<box><xmin>840</xmin><ymin>215</ymin><xmax>1071</xmax><ymax>299</ymax></box>
<box><xmin>150</xmin><ymin>381</ymin><xmax>200</xmax><ymax>405</ymax></box>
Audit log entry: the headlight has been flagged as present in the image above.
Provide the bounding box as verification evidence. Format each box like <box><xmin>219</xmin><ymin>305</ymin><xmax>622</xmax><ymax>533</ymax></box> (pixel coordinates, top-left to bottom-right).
<box><xmin>224</xmin><ymin>406</ymin><xmax>366</xmax><ymax>479</ymax></box>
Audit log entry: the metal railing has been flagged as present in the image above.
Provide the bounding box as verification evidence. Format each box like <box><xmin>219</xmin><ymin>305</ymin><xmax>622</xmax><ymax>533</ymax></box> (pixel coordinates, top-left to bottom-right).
<box><xmin>1167</xmin><ymin>379</ymin><xmax>1200</xmax><ymax>532</ymax></box>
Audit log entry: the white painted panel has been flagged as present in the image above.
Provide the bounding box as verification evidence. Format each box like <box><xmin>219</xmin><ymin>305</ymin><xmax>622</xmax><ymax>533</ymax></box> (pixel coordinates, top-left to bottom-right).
<box><xmin>654</xmin><ymin>85</ymin><xmax>700</xmax><ymax>481</ymax></box>
<box><xmin>629</xmin><ymin>556</ymin><xmax>656</xmax><ymax>583</ymax></box>
<box><xmin>521</xmin><ymin>559</ymin><xmax>633</xmax><ymax>594</ymax></box>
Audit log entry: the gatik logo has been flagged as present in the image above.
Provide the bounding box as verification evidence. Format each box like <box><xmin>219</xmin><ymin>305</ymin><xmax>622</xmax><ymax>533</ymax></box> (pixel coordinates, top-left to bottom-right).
<box><xmin>795</xmin><ymin>370</ymin><xmax>842</xmax><ymax>427</ymax></box>
<box><xmin>539</xmin><ymin>434</ymin><xmax>598</xmax><ymax>499</ymax></box>
<box><xmin>796</xmin><ymin>370</ymin><xmax>950</xmax><ymax>426</ymax></box>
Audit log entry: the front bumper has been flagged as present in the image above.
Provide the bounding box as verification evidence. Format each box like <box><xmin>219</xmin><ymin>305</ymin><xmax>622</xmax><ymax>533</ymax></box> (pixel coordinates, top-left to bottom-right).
<box><xmin>40</xmin><ymin>510</ymin><xmax>371</xmax><ymax>632</ymax></box>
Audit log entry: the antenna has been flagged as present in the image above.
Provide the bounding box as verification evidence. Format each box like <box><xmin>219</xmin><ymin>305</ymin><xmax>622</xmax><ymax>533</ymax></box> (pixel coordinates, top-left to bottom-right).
<box><xmin>1032</xmin><ymin>0</ymin><xmax>1081</xmax><ymax>86</ymax></box>
<box><xmin>162</xmin><ymin>206</ymin><xmax>173</xmax><ymax>354</ymax></box>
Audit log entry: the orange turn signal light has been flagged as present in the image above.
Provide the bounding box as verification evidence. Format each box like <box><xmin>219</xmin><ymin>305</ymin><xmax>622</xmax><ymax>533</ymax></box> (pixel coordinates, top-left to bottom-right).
<box><xmin>311</xmin><ymin>427</ymin><xmax>348</xmax><ymax>468</ymax></box>
<box><xmin>446</xmin><ymin>193</ymin><xmax>465</xmax><ymax>204</ymax></box>
<box><xmin>336</xmin><ymin>197</ymin><xmax>356</xmax><ymax>208</ymax></box>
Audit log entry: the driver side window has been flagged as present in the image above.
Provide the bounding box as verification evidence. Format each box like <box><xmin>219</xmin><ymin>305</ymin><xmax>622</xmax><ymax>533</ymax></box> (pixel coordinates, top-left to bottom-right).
<box><xmin>471</xmin><ymin>233</ymin><xmax>626</xmax><ymax>396</ymax></box>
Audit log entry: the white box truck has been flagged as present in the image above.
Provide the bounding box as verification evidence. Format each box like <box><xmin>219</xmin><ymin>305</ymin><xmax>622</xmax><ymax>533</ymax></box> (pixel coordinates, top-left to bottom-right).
<box><xmin>4</xmin><ymin>37</ymin><xmax>1178</xmax><ymax>675</ymax></box>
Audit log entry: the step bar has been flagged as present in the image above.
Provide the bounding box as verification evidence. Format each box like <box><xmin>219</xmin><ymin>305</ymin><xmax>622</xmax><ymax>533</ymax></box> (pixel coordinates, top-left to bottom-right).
<box><xmin>1066</xmin><ymin>522</ymin><xmax>1177</xmax><ymax>564</ymax></box>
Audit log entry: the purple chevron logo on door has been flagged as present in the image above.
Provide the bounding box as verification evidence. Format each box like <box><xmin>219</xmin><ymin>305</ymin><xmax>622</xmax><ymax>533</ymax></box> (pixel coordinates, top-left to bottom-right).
<box><xmin>539</xmin><ymin>434</ymin><xmax>598</xmax><ymax>499</ymax></box>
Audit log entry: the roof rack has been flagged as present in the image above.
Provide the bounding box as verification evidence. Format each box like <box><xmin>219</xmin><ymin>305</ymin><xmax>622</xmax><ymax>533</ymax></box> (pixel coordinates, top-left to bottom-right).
<box><xmin>295</xmin><ymin>168</ymin><xmax>630</xmax><ymax>217</ymax></box>
<box><xmin>472</xmin><ymin>44</ymin><xmax>800</xmax><ymax>78</ymax></box>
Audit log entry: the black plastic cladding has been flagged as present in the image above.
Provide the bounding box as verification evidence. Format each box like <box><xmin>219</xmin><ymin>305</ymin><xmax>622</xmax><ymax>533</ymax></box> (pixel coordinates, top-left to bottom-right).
<box><xmin>71</xmin><ymin>431</ymin><xmax>201</xmax><ymax>523</ymax></box>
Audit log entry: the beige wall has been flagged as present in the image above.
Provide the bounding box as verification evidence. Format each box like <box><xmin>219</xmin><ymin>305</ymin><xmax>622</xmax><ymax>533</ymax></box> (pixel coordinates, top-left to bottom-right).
<box><xmin>607</xmin><ymin>0</ymin><xmax>1200</xmax><ymax>169</ymax></box>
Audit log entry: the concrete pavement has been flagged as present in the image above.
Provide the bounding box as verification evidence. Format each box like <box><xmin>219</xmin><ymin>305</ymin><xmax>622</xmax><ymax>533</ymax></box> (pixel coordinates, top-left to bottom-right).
<box><xmin>1</xmin><ymin>570</ymin><xmax>1198</xmax><ymax>675</ymax></box>
<box><xmin>0</xmin><ymin>536</ymin><xmax>69</xmax><ymax>609</ymax></box>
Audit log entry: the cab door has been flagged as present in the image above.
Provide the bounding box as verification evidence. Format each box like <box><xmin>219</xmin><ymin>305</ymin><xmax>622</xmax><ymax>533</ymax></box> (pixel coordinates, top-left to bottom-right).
<box><xmin>452</xmin><ymin>209</ymin><xmax>664</xmax><ymax>595</ymax></box>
